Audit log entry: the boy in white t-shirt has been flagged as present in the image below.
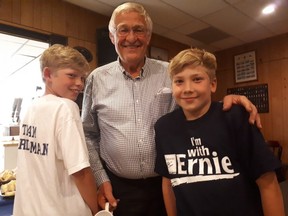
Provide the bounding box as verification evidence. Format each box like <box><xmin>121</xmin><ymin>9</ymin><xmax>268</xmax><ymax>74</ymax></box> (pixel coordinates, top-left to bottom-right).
<box><xmin>13</xmin><ymin>44</ymin><xmax>99</xmax><ymax>216</ymax></box>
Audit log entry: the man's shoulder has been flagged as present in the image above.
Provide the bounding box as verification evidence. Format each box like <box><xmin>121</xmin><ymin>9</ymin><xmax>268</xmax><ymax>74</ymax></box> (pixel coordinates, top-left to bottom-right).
<box><xmin>90</xmin><ymin>61</ymin><xmax>118</xmax><ymax>75</ymax></box>
<box><xmin>145</xmin><ymin>57</ymin><xmax>169</xmax><ymax>68</ymax></box>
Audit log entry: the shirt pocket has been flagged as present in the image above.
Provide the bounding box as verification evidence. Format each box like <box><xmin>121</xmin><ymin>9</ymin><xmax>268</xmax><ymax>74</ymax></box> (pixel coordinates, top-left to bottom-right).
<box><xmin>151</xmin><ymin>89</ymin><xmax>174</xmax><ymax>121</ymax></box>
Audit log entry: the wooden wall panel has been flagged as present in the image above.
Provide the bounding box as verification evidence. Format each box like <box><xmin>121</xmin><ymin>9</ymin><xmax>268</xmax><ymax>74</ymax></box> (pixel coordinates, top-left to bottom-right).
<box><xmin>68</xmin><ymin>37</ymin><xmax>97</xmax><ymax>70</ymax></box>
<box><xmin>0</xmin><ymin>0</ymin><xmax>13</xmax><ymax>21</ymax></box>
<box><xmin>51</xmin><ymin>0</ymin><xmax>66</xmax><ymax>35</ymax></box>
<box><xmin>78</xmin><ymin>7</ymin><xmax>89</xmax><ymax>41</ymax></box>
<box><xmin>33</xmin><ymin>0</ymin><xmax>42</xmax><ymax>29</ymax></box>
<box><xmin>20</xmin><ymin>0</ymin><xmax>33</xmax><ymax>27</ymax></box>
<box><xmin>65</xmin><ymin>3</ymin><xmax>80</xmax><ymax>39</ymax></box>
<box><xmin>150</xmin><ymin>33</ymin><xmax>188</xmax><ymax>60</ymax></box>
<box><xmin>283</xmin><ymin>66</ymin><xmax>288</xmax><ymax>162</ymax></box>
<box><xmin>40</xmin><ymin>0</ymin><xmax>53</xmax><ymax>32</ymax></box>
<box><xmin>268</xmin><ymin>62</ymin><xmax>284</xmax><ymax>139</ymax></box>
<box><xmin>12</xmin><ymin>0</ymin><xmax>21</xmax><ymax>23</ymax></box>
<box><xmin>214</xmin><ymin>33</ymin><xmax>288</xmax><ymax>163</ymax></box>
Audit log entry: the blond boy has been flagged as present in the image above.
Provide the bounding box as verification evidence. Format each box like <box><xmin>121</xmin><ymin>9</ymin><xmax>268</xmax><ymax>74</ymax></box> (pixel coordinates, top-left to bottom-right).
<box><xmin>155</xmin><ymin>48</ymin><xmax>284</xmax><ymax>216</ymax></box>
<box><xmin>13</xmin><ymin>44</ymin><xmax>98</xmax><ymax>216</ymax></box>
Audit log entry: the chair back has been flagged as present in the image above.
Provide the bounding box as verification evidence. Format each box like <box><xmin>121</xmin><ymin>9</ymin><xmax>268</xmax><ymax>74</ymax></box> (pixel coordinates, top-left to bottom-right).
<box><xmin>266</xmin><ymin>140</ymin><xmax>283</xmax><ymax>161</ymax></box>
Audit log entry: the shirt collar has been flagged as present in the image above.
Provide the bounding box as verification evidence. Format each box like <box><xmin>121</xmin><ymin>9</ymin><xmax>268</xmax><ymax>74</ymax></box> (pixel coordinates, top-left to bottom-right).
<box><xmin>119</xmin><ymin>57</ymin><xmax>147</xmax><ymax>80</ymax></box>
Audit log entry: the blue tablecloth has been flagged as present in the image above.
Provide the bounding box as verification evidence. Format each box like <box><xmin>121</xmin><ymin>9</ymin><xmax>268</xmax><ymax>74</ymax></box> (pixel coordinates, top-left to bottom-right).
<box><xmin>0</xmin><ymin>195</ymin><xmax>14</xmax><ymax>216</ymax></box>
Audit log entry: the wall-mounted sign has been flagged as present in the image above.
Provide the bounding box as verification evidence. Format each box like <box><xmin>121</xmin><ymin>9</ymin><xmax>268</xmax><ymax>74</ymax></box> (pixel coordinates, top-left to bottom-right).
<box><xmin>227</xmin><ymin>84</ymin><xmax>269</xmax><ymax>113</ymax></box>
<box><xmin>234</xmin><ymin>51</ymin><xmax>257</xmax><ymax>83</ymax></box>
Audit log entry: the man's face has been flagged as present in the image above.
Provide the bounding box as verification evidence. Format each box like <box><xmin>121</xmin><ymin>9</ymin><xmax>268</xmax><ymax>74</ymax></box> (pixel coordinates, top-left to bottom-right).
<box><xmin>110</xmin><ymin>11</ymin><xmax>151</xmax><ymax>66</ymax></box>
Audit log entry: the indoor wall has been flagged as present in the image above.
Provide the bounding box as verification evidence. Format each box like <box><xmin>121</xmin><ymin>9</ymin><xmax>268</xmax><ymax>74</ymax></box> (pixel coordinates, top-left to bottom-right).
<box><xmin>213</xmin><ymin>33</ymin><xmax>288</xmax><ymax>163</ymax></box>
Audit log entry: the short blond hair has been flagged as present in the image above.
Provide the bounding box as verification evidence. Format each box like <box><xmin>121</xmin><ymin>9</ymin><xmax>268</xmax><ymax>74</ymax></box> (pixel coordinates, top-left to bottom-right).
<box><xmin>109</xmin><ymin>2</ymin><xmax>153</xmax><ymax>36</ymax></box>
<box><xmin>168</xmin><ymin>48</ymin><xmax>217</xmax><ymax>80</ymax></box>
<box><xmin>40</xmin><ymin>44</ymin><xmax>90</xmax><ymax>81</ymax></box>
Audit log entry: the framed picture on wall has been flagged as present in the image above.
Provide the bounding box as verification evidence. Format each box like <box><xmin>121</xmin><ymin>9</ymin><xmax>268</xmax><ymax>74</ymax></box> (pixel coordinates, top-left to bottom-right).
<box><xmin>234</xmin><ymin>51</ymin><xmax>257</xmax><ymax>83</ymax></box>
<box><xmin>150</xmin><ymin>46</ymin><xmax>169</xmax><ymax>62</ymax></box>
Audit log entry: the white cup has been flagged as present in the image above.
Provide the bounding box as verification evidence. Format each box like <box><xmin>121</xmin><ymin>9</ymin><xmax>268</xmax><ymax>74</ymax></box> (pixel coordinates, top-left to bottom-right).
<box><xmin>95</xmin><ymin>202</ymin><xmax>113</xmax><ymax>216</ymax></box>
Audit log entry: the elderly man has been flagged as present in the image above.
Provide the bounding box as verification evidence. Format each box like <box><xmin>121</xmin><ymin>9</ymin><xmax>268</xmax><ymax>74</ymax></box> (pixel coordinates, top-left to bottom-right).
<box><xmin>82</xmin><ymin>2</ymin><xmax>261</xmax><ymax>216</ymax></box>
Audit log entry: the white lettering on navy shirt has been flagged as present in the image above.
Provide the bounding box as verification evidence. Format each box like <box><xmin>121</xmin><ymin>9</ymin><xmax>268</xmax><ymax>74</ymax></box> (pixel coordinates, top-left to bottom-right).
<box><xmin>165</xmin><ymin>137</ymin><xmax>239</xmax><ymax>186</ymax></box>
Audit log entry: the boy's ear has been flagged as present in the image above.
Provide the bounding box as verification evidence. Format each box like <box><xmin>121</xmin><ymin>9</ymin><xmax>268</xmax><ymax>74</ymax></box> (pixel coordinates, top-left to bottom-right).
<box><xmin>43</xmin><ymin>67</ymin><xmax>52</xmax><ymax>80</ymax></box>
<box><xmin>211</xmin><ymin>78</ymin><xmax>217</xmax><ymax>93</ymax></box>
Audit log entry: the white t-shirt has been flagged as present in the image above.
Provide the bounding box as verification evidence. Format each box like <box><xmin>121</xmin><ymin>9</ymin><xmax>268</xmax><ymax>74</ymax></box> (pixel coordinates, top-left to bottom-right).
<box><xmin>13</xmin><ymin>94</ymin><xmax>92</xmax><ymax>216</ymax></box>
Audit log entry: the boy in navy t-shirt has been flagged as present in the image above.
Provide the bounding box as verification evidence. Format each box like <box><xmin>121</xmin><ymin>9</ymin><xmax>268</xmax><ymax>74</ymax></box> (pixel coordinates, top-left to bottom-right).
<box><xmin>154</xmin><ymin>48</ymin><xmax>285</xmax><ymax>216</ymax></box>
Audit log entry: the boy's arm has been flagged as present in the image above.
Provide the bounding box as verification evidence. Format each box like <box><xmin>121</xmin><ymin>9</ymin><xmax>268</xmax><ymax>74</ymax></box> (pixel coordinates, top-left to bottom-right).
<box><xmin>256</xmin><ymin>171</ymin><xmax>285</xmax><ymax>216</ymax></box>
<box><xmin>73</xmin><ymin>167</ymin><xmax>99</xmax><ymax>215</ymax></box>
<box><xmin>162</xmin><ymin>177</ymin><xmax>177</xmax><ymax>216</ymax></box>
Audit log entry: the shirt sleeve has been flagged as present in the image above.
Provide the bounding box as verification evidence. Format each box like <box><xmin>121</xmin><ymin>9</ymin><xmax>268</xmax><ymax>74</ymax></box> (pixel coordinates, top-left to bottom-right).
<box><xmin>225</xmin><ymin>105</ymin><xmax>281</xmax><ymax>181</ymax></box>
<box><xmin>81</xmin><ymin>72</ymin><xmax>109</xmax><ymax>186</ymax></box>
<box><xmin>154</xmin><ymin>119</ymin><xmax>170</xmax><ymax>178</ymax></box>
<box><xmin>56</xmin><ymin>101</ymin><xmax>90</xmax><ymax>175</ymax></box>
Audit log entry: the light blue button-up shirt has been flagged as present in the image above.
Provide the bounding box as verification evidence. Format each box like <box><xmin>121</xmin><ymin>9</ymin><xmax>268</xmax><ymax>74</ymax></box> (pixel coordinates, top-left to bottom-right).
<box><xmin>82</xmin><ymin>57</ymin><xmax>176</xmax><ymax>185</ymax></box>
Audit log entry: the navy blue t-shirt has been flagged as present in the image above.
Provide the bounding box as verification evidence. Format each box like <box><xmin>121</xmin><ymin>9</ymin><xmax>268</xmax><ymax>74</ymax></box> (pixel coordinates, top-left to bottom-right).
<box><xmin>154</xmin><ymin>102</ymin><xmax>281</xmax><ymax>216</ymax></box>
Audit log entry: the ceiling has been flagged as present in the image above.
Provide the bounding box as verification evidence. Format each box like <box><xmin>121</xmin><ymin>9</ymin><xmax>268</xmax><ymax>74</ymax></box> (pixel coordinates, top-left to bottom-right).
<box><xmin>65</xmin><ymin>0</ymin><xmax>288</xmax><ymax>52</ymax></box>
<box><xmin>0</xmin><ymin>33</ymin><xmax>48</xmax><ymax>83</ymax></box>
<box><xmin>0</xmin><ymin>33</ymin><xmax>49</xmax><ymax>124</ymax></box>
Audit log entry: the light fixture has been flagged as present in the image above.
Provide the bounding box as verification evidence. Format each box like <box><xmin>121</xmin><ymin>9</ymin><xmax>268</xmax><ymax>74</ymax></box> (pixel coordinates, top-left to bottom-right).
<box><xmin>262</xmin><ymin>4</ymin><xmax>276</xmax><ymax>15</ymax></box>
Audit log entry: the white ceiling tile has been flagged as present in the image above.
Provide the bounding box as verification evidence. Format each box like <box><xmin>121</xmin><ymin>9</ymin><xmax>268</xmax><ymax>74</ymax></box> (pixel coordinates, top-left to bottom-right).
<box><xmin>17</xmin><ymin>44</ymin><xmax>47</xmax><ymax>57</ymax></box>
<box><xmin>224</xmin><ymin>0</ymin><xmax>242</xmax><ymax>4</ymax></box>
<box><xmin>0</xmin><ymin>33</ymin><xmax>49</xmax><ymax>83</ymax></box>
<box><xmin>173</xmin><ymin>19</ymin><xmax>209</xmax><ymax>35</ymax></box>
<box><xmin>152</xmin><ymin>23</ymin><xmax>170</xmax><ymax>35</ymax></box>
<box><xmin>211</xmin><ymin>36</ymin><xmax>245</xmax><ymax>50</ymax></box>
<box><xmin>64</xmin><ymin>0</ymin><xmax>288</xmax><ymax>51</ymax></box>
<box><xmin>162</xmin><ymin>31</ymin><xmax>196</xmax><ymax>46</ymax></box>
<box><xmin>137</xmin><ymin>1</ymin><xmax>195</xmax><ymax>28</ymax></box>
<box><xmin>97</xmin><ymin>0</ymin><xmax>127</xmax><ymax>7</ymax></box>
<box><xmin>26</xmin><ymin>40</ymin><xmax>49</xmax><ymax>49</ymax></box>
<box><xmin>161</xmin><ymin>0</ymin><xmax>228</xmax><ymax>18</ymax></box>
<box><xmin>266</xmin><ymin>20</ymin><xmax>288</xmax><ymax>35</ymax></box>
<box><xmin>236</xmin><ymin>27</ymin><xmax>274</xmax><ymax>43</ymax></box>
<box><xmin>64</xmin><ymin>0</ymin><xmax>114</xmax><ymax>15</ymax></box>
<box><xmin>10</xmin><ymin>55</ymin><xmax>35</xmax><ymax>71</ymax></box>
<box><xmin>234</xmin><ymin>0</ymin><xmax>288</xmax><ymax>25</ymax></box>
<box><xmin>0</xmin><ymin>33</ymin><xmax>28</xmax><ymax>44</ymax></box>
<box><xmin>163</xmin><ymin>30</ymin><xmax>219</xmax><ymax>51</ymax></box>
<box><xmin>0</xmin><ymin>40</ymin><xmax>22</xmax><ymax>57</ymax></box>
<box><xmin>202</xmin><ymin>7</ymin><xmax>262</xmax><ymax>34</ymax></box>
